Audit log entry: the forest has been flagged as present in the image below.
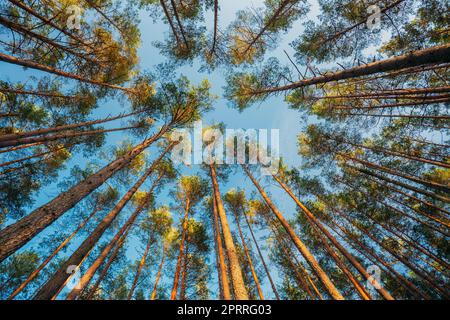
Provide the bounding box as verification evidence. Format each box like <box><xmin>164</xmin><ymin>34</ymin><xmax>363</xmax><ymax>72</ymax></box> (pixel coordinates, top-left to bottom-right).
<box><xmin>0</xmin><ymin>0</ymin><xmax>448</xmax><ymax>301</ymax></box>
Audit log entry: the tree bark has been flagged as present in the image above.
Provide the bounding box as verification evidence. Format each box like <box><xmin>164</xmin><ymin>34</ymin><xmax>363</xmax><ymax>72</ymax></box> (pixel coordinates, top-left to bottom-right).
<box><xmin>170</xmin><ymin>197</ymin><xmax>190</xmax><ymax>300</ymax></box>
<box><xmin>210</xmin><ymin>164</ymin><xmax>249</xmax><ymax>299</ymax></box>
<box><xmin>0</xmin><ymin>52</ymin><xmax>134</xmax><ymax>93</ymax></box>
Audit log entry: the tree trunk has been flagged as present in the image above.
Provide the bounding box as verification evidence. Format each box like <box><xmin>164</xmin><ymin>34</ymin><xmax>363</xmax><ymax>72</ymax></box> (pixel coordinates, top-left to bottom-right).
<box><xmin>128</xmin><ymin>233</ymin><xmax>154</xmax><ymax>300</ymax></box>
<box><xmin>169</xmin><ymin>0</ymin><xmax>189</xmax><ymax>49</ymax></box>
<box><xmin>7</xmin><ymin>0</ymin><xmax>94</xmax><ymax>50</ymax></box>
<box><xmin>7</xmin><ymin>206</ymin><xmax>100</xmax><ymax>300</ymax></box>
<box><xmin>232</xmin><ymin>209</ymin><xmax>264</xmax><ymax>300</ymax></box>
<box><xmin>210</xmin><ymin>164</ymin><xmax>249</xmax><ymax>299</ymax></box>
<box><xmin>179</xmin><ymin>235</ymin><xmax>190</xmax><ymax>300</ymax></box>
<box><xmin>0</xmin><ymin>52</ymin><xmax>134</xmax><ymax>93</ymax></box>
<box><xmin>0</xmin><ymin>125</ymin><xmax>140</xmax><ymax>149</ymax></box>
<box><xmin>0</xmin><ymin>126</ymin><xmax>169</xmax><ymax>263</ymax></box>
<box><xmin>241</xmin><ymin>205</ymin><xmax>280</xmax><ymax>300</ymax></box>
<box><xmin>65</xmin><ymin>173</ymin><xmax>164</xmax><ymax>300</ymax></box>
<box><xmin>212</xmin><ymin>193</ymin><xmax>231</xmax><ymax>300</ymax></box>
<box><xmin>85</xmin><ymin>224</ymin><xmax>133</xmax><ymax>300</ymax></box>
<box><xmin>0</xmin><ymin>111</ymin><xmax>141</xmax><ymax>143</ymax></box>
<box><xmin>252</xmin><ymin>44</ymin><xmax>450</xmax><ymax>95</ymax></box>
<box><xmin>170</xmin><ymin>197</ymin><xmax>190</xmax><ymax>300</ymax></box>
<box><xmin>242</xmin><ymin>164</ymin><xmax>344</xmax><ymax>300</ymax></box>
<box><xmin>32</xmin><ymin>146</ymin><xmax>172</xmax><ymax>300</ymax></box>
<box><xmin>150</xmin><ymin>247</ymin><xmax>166</xmax><ymax>300</ymax></box>
<box><xmin>160</xmin><ymin>0</ymin><xmax>182</xmax><ymax>48</ymax></box>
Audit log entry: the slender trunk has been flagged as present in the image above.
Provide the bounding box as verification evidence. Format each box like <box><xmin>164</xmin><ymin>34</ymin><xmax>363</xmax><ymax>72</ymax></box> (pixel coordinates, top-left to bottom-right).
<box><xmin>232</xmin><ymin>210</ymin><xmax>264</xmax><ymax>300</ymax></box>
<box><xmin>170</xmin><ymin>198</ymin><xmax>190</xmax><ymax>300</ymax></box>
<box><xmin>264</xmin><ymin>216</ymin><xmax>316</xmax><ymax>299</ymax></box>
<box><xmin>65</xmin><ymin>173</ymin><xmax>164</xmax><ymax>300</ymax></box>
<box><xmin>242</xmin><ymin>0</ymin><xmax>291</xmax><ymax>55</ymax></box>
<box><xmin>0</xmin><ymin>16</ymin><xmax>101</xmax><ymax>65</ymax></box>
<box><xmin>334</xmin><ymin>97</ymin><xmax>450</xmax><ymax>110</ymax></box>
<box><xmin>210</xmin><ymin>0</ymin><xmax>218</xmax><ymax>54</ymax></box>
<box><xmin>348</xmin><ymin>164</ymin><xmax>449</xmax><ymax>203</ymax></box>
<box><xmin>336</xmin><ymin>210</ymin><xmax>450</xmax><ymax>299</ymax></box>
<box><xmin>326</xmin><ymin>218</ymin><xmax>430</xmax><ymax>299</ymax></box>
<box><xmin>0</xmin><ymin>111</ymin><xmax>141</xmax><ymax>143</ymax></box>
<box><xmin>0</xmin><ymin>142</ymin><xmax>44</xmax><ymax>154</ymax></box>
<box><xmin>0</xmin><ymin>126</ymin><xmax>170</xmax><ymax>263</ymax></box>
<box><xmin>210</xmin><ymin>164</ymin><xmax>249</xmax><ymax>299</ymax></box>
<box><xmin>273</xmin><ymin>175</ymin><xmax>394</xmax><ymax>300</ymax></box>
<box><xmin>313</xmin><ymin>86</ymin><xmax>450</xmax><ymax>99</ymax></box>
<box><xmin>169</xmin><ymin>0</ymin><xmax>189</xmax><ymax>49</ymax></box>
<box><xmin>242</xmin><ymin>206</ymin><xmax>280</xmax><ymax>300</ymax></box>
<box><xmin>212</xmin><ymin>193</ymin><xmax>231</xmax><ymax>300</ymax></box>
<box><xmin>128</xmin><ymin>233</ymin><xmax>154</xmax><ymax>300</ymax></box>
<box><xmin>0</xmin><ymin>52</ymin><xmax>134</xmax><ymax>93</ymax></box>
<box><xmin>315</xmin><ymin>0</ymin><xmax>405</xmax><ymax>46</ymax></box>
<box><xmin>344</xmin><ymin>113</ymin><xmax>450</xmax><ymax>120</ymax></box>
<box><xmin>7</xmin><ymin>206</ymin><xmax>100</xmax><ymax>300</ymax></box>
<box><xmin>335</xmin><ymin>139</ymin><xmax>450</xmax><ymax>169</ymax></box>
<box><xmin>160</xmin><ymin>0</ymin><xmax>182</xmax><ymax>48</ymax></box>
<box><xmin>0</xmin><ymin>146</ymin><xmax>66</xmax><ymax>168</ymax></box>
<box><xmin>7</xmin><ymin>0</ymin><xmax>94</xmax><ymax>50</ymax></box>
<box><xmin>150</xmin><ymin>246</ymin><xmax>166</xmax><ymax>300</ymax></box>
<box><xmin>0</xmin><ymin>87</ymin><xmax>80</xmax><ymax>99</ymax></box>
<box><xmin>0</xmin><ymin>125</ymin><xmax>140</xmax><ymax>149</ymax></box>
<box><xmin>242</xmin><ymin>164</ymin><xmax>344</xmax><ymax>300</ymax></box>
<box><xmin>343</xmin><ymin>154</ymin><xmax>450</xmax><ymax>195</ymax></box>
<box><xmin>179</xmin><ymin>236</ymin><xmax>190</xmax><ymax>300</ymax></box>
<box><xmin>85</xmin><ymin>224</ymin><xmax>133</xmax><ymax>300</ymax></box>
<box><xmin>252</xmin><ymin>44</ymin><xmax>450</xmax><ymax>95</ymax></box>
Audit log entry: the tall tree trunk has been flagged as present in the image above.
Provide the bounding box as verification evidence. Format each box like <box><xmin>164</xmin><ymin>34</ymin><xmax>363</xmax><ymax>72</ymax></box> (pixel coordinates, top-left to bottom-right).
<box><xmin>128</xmin><ymin>233</ymin><xmax>154</xmax><ymax>300</ymax></box>
<box><xmin>0</xmin><ymin>111</ymin><xmax>141</xmax><ymax>143</ymax></box>
<box><xmin>0</xmin><ymin>125</ymin><xmax>140</xmax><ymax>149</ymax></box>
<box><xmin>242</xmin><ymin>164</ymin><xmax>344</xmax><ymax>300</ymax></box>
<box><xmin>273</xmin><ymin>175</ymin><xmax>393</xmax><ymax>300</ymax></box>
<box><xmin>7</xmin><ymin>206</ymin><xmax>100</xmax><ymax>300</ymax></box>
<box><xmin>150</xmin><ymin>246</ymin><xmax>166</xmax><ymax>300</ymax></box>
<box><xmin>212</xmin><ymin>193</ymin><xmax>231</xmax><ymax>300</ymax></box>
<box><xmin>0</xmin><ymin>52</ymin><xmax>134</xmax><ymax>93</ymax></box>
<box><xmin>336</xmin><ymin>210</ymin><xmax>450</xmax><ymax>299</ymax></box>
<box><xmin>179</xmin><ymin>235</ymin><xmax>190</xmax><ymax>300</ymax></box>
<box><xmin>160</xmin><ymin>0</ymin><xmax>182</xmax><ymax>48</ymax></box>
<box><xmin>325</xmin><ymin>218</ymin><xmax>430</xmax><ymax>299</ymax></box>
<box><xmin>242</xmin><ymin>0</ymin><xmax>292</xmax><ymax>55</ymax></box>
<box><xmin>342</xmin><ymin>154</ymin><xmax>450</xmax><ymax>195</ymax></box>
<box><xmin>241</xmin><ymin>206</ymin><xmax>280</xmax><ymax>300</ymax></box>
<box><xmin>0</xmin><ymin>126</ymin><xmax>170</xmax><ymax>263</ymax></box>
<box><xmin>66</xmin><ymin>173</ymin><xmax>164</xmax><ymax>300</ymax></box>
<box><xmin>232</xmin><ymin>209</ymin><xmax>264</xmax><ymax>300</ymax></box>
<box><xmin>170</xmin><ymin>198</ymin><xmax>190</xmax><ymax>300</ymax></box>
<box><xmin>210</xmin><ymin>164</ymin><xmax>249</xmax><ymax>299</ymax></box>
<box><xmin>32</xmin><ymin>145</ymin><xmax>172</xmax><ymax>300</ymax></box>
<box><xmin>252</xmin><ymin>44</ymin><xmax>450</xmax><ymax>95</ymax></box>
